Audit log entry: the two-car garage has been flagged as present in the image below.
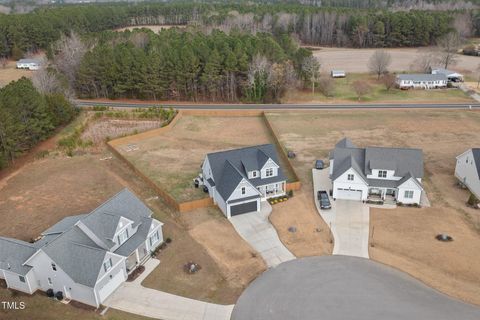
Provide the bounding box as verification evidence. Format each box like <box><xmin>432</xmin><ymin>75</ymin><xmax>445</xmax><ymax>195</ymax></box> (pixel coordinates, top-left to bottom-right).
<box><xmin>334</xmin><ymin>188</ymin><xmax>363</xmax><ymax>201</ymax></box>
<box><xmin>229</xmin><ymin>200</ymin><xmax>259</xmax><ymax>216</ymax></box>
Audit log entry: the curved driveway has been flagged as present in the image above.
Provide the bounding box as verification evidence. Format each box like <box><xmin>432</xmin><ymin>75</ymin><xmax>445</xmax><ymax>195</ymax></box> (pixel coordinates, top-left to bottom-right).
<box><xmin>232</xmin><ymin>256</ymin><xmax>480</xmax><ymax>320</ymax></box>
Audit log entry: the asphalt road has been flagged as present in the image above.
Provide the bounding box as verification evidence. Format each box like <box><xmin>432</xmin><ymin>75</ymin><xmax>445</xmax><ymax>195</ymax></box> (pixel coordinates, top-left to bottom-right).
<box><xmin>231</xmin><ymin>256</ymin><xmax>480</xmax><ymax>320</ymax></box>
<box><xmin>75</xmin><ymin>100</ymin><xmax>480</xmax><ymax>110</ymax></box>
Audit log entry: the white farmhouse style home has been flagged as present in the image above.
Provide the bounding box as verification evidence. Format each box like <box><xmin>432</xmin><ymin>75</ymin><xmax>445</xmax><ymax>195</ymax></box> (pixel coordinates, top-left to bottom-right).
<box><xmin>0</xmin><ymin>189</ymin><xmax>163</xmax><ymax>308</ymax></box>
<box><xmin>396</xmin><ymin>73</ymin><xmax>447</xmax><ymax>89</ymax></box>
<box><xmin>329</xmin><ymin>138</ymin><xmax>424</xmax><ymax>205</ymax></box>
<box><xmin>431</xmin><ymin>68</ymin><xmax>463</xmax><ymax>82</ymax></box>
<box><xmin>16</xmin><ymin>59</ymin><xmax>41</xmax><ymax>70</ymax></box>
<box><xmin>202</xmin><ymin>144</ymin><xmax>287</xmax><ymax>218</ymax></box>
<box><xmin>455</xmin><ymin>148</ymin><xmax>480</xmax><ymax>200</ymax></box>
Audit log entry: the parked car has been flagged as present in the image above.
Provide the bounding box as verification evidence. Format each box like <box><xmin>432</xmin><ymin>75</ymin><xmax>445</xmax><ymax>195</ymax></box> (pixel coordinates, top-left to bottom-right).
<box><xmin>317</xmin><ymin>190</ymin><xmax>331</xmax><ymax>209</ymax></box>
<box><xmin>315</xmin><ymin>160</ymin><xmax>325</xmax><ymax>170</ymax></box>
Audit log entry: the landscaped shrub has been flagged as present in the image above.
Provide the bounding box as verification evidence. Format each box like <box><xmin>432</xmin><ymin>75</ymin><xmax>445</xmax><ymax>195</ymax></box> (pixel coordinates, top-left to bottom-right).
<box><xmin>165</xmin><ymin>237</ymin><xmax>172</xmax><ymax>244</ymax></box>
<box><xmin>46</xmin><ymin>289</ymin><xmax>54</xmax><ymax>297</ymax></box>
<box><xmin>288</xmin><ymin>190</ymin><xmax>294</xmax><ymax>197</ymax></box>
<box><xmin>467</xmin><ymin>193</ymin><xmax>479</xmax><ymax>207</ymax></box>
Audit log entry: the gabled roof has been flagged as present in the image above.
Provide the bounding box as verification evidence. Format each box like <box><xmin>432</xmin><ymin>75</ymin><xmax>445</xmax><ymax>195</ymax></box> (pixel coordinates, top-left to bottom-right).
<box><xmin>42</xmin><ymin>214</ymin><xmax>88</xmax><ymax>236</ymax></box>
<box><xmin>206</xmin><ymin>144</ymin><xmax>286</xmax><ymax>201</ymax></box>
<box><xmin>0</xmin><ymin>237</ymin><xmax>36</xmax><ymax>276</ymax></box>
<box><xmin>472</xmin><ymin>148</ymin><xmax>480</xmax><ymax>179</ymax></box>
<box><xmin>336</xmin><ymin>137</ymin><xmax>356</xmax><ymax>149</ymax></box>
<box><xmin>115</xmin><ymin>217</ymin><xmax>155</xmax><ymax>257</ymax></box>
<box><xmin>397</xmin><ymin>172</ymin><xmax>423</xmax><ymax>189</ymax></box>
<box><xmin>365</xmin><ymin>147</ymin><xmax>424</xmax><ymax>178</ymax></box>
<box><xmin>397</xmin><ymin>74</ymin><xmax>447</xmax><ymax>81</ymax></box>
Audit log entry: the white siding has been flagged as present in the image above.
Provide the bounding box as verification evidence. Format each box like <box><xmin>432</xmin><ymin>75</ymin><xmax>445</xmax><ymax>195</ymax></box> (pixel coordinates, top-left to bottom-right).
<box><xmin>227</xmin><ymin>179</ymin><xmax>260</xmax><ymax>202</ymax></box>
<box><xmin>455</xmin><ymin>150</ymin><xmax>480</xmax><ymax>199</ymax></box>
<box><xmin>332</xmin><ymin>168</ymin><xmax>369</xmax><ymax>201</ymax></box>
<box><xmin>3</xmin><ymin>270</ymin><xmax>35</xmax><ymax>294</ymax></box>
<box><xmin>260</xmin><ymin>159</ymin><xmax>279</xmax><ymax>179</ymax></box>
<box><xmin>397</xmin><ymin>178</ymin><xmax>422</xmax><ymax>204</ymax></box>
<box><xmin>94</xmin><ymin>255</ymin><xmax>127</xmax><ymax>304</ymax></box>
<box><xmin>213</xmin><ymin>190</ymin><xmax>227</xmax><ymax>216</ymax></box>
<box><xmin>367</xmin><ymin>169</ymin><xmax>401</xmax><ymax>181</ymax></box>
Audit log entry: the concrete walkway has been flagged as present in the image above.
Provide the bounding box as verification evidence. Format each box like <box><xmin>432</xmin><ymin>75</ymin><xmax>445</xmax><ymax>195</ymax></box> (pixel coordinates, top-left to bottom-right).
<box><xmin>312</xmin><ymin>168</ymin><xmax>370</xmax><ymax>258</ymax></box>
<box><xmin>104</xmin><ymin>258</ymin><xmax>234</xmax><ymax>320</ymax></box>
<box><xmin>230</xmin><ymin>202</ymin><xmax>296</xmax><ymax>267</ymax></box>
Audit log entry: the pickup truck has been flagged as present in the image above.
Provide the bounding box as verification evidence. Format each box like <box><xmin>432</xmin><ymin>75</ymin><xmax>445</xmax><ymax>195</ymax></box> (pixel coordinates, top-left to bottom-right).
<box><xmin>317</xmin><ymin>190</ymin><xmax>331</xmax><ymax>209</ymax></box>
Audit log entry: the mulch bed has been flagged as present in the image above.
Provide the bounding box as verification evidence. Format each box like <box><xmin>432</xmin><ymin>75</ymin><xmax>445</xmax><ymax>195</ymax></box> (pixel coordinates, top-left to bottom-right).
<box><xmin>127</xmin><ymin>265</ymin><xmax>145</xmax><ymax>282</ymax></box>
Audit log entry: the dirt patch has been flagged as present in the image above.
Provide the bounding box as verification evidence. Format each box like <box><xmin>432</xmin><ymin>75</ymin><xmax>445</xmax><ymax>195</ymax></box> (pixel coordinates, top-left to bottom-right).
<box><xmin>266</xmin><ymin>109</ymin><xmax>480</xmax><ymax>305</ymax></box>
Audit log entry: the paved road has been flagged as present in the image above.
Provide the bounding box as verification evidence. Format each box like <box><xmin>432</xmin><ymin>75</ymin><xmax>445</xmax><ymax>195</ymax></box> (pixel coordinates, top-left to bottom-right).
<box><xmin>231</xmin><ymin>256</ymin><xmax>480</xmax><ymax>320</ymax></box>
<box><xmin>75</xmin><ymin>100</ymin><xmax>480</xmax><ymax>110</ymax></box>
<box><xmin>230</xmin><ymin>202</ymin><xmax>295</xmax><ymax>268</ymax></box>
<box><xmin>312</xmin><ymin>168</ymin><xmax>370</xmax><ymax>258</ymax></box>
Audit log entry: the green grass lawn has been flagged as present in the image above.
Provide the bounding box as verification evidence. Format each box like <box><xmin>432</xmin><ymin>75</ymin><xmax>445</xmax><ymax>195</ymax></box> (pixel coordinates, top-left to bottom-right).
<box><xmin>283</xmin><ymin>73</ymin><xmax>474</xmax><ymax>103</ymax></box>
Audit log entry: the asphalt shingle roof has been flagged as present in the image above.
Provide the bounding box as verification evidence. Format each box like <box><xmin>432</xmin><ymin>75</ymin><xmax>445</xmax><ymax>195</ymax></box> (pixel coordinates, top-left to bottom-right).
<box><xmin>472</xmin><ymin>148</ymin><xmax>480</xmax><ymax>179</ymax></box>
<box><xmin>0</xmin><ymin>237</ymin><xmax>36</xmax><ymax>276</ymax></box>
<box><xmin>42</xmin><ymin>214</ymin><xmax>88</xmax><ymax>236</ymax></box>
<box><xmin>397</xmin><ymin>74</ymin><xmax>447</xmax><ymax>81</ymax></box>
<box><xmin>115</xmin><ymin>218</ymin><xmax>153</xmax><ymax>257</ymax></box>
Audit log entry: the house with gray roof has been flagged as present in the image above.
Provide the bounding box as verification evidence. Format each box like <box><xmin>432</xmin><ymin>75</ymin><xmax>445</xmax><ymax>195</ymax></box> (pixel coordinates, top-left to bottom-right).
<box><xmin>202</xmin><ymin>144</ymin><xmax>287</xmax><ymax>218</ymax></box>
<box><xmin>431</xmin><ymin>68</ymin><xmax>463</xmax><ymax>82</ymax></box>
<box><xmin>396</xmin><ymin>73</ymin><xmax>447</xmax><ymax>89</ymax></box>
<box><xmin>329</xmin><ymin>138</ymin><xmax>424</xmax><ymax>205</ymax></box>
<box><xmin>0</xmin><ymin>189</ymin><xmax>163</xmax><ymax>307</ymax></box>
<box><xmin>16</xmin><ymin>58</ymin><xmax>42</xmax><ymax>70</ymax></box>
<box><xmin>455</xmin><ymin>148</ymin><xmax>480</xmax><ymax>201</ymax></box>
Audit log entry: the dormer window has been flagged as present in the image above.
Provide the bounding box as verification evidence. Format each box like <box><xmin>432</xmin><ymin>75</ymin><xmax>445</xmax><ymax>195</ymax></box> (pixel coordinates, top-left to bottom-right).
<box><xmin>103</xmin><ymin>258</ymin><xmax>113</xmax><ymax>272</ymax></box>
<box><xmin>117</xmin><ymin>228</ymin><xmax>129</xmax><ymax>245</ymax></box>
<box><xmin>378</xmin><ymin>170</ymin><xmax>387</xmax><ymax>178</ymax></box>
<box><xmin>266</xmin><ymin>168</ymin><xmax>273</xmax><ymax>177</ymax></box>
<box><xmin>252</xmin><ymin>171</ymin><xmax>257</xmax><ymax>178</ymax></box>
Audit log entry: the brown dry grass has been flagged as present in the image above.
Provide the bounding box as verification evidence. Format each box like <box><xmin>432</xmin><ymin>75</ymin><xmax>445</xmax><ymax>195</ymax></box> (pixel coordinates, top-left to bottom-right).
<box><xmin>0</xmin><ymin>60</ymin><xmax>32</xmax><ymax>87</ymax></box>
<box><xmin>117</xmin><ymin>115</ymin><xmax>288</xmax><ymax>202</ymax></box>
<box><xmin>266</xmin><ymin>109</ymin><xmax>480</xmax><ymax>306</ymax></box>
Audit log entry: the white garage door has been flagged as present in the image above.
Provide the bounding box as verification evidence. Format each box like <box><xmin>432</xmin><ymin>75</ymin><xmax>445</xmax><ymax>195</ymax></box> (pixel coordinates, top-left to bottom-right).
<box><xmin>98</xmin><ymin>270</ymin><xmax>125</xmax><ymax>302</ymax></box>
<box><xmin>336</xmin><ymin>188</ymin><xmax>362</xmax><ymax>201</ymax></box>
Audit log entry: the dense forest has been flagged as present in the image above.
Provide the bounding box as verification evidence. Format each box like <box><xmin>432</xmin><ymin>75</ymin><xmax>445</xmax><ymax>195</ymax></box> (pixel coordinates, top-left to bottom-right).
<box><xmin>0</xmin><ymin>2</ymin><xmax>478</xmax><ymax>59</ymax></box>
<box><xmin>0</xmin><ymin>78</ymin><xmax>77</xmax><ymax>168</ymax></box>
<box><xmin>74</xmin><ymin>29</ymin><xmax>308</xmax><ymax>102</ymax></box>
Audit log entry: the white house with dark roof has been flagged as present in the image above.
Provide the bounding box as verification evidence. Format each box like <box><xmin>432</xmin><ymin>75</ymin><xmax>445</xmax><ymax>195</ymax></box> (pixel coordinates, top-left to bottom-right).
<box><xmin>431</xmin><ymin>68</ymin><xmax>463</xmax><ymax>82</ymax></box>
<box><xmin>455</xmin><ymin>148</ymin><xmax>480</xmax><ymax>200</ymax></box>
<box><xmin>16</xmin><ymin>58</ymin><xmax>41</xmax><ymax>70</ymax></box>
<box><xmin>0</xmin><ymin>189</ymin><xmax>163</xmax><ymax>307</ymax></box>
<box><xmin>202</xmin><ymin>144</ymin><xmax>287</xmax><ymax>218</ymax></box>
<box><xmin>396</xmin><ymin>73</ymin><xmax>448</xmax><ymax>89</ymax></box>
<box><xmin>329</xmin><ymin>138</ymin><xmax>424</xmax><ymax>205</ymax></box>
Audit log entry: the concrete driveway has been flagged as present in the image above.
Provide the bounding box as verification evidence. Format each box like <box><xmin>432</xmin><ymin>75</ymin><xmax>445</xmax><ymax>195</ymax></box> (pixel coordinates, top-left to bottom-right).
<box><xmin>230</xmin><ymin>202</ymin><xmax>295</xmax><ymax>267</ymax></box>
<box><xmin>104</xmin><ymin>259</ymin><xmax>234</xmax><ymax>320</ymax></box>
<box><xmin>312</xmin><ymin>168</ymin><xmax>370</xmax><ymax>258</ymax></box>
<box><xmin>232</xmin><ymin>256</ymin><xmax>480</xmax><ymax>320</ymax></box>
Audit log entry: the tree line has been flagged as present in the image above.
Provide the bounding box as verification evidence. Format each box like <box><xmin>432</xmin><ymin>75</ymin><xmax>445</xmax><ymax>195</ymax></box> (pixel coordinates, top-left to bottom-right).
<box><xmin>0</xmin><ymin>2</ymin><xmax>478</xmax><ymax>59</ymax></box>
<box><xmin>0</xmin><ymin>77</ymin><xmax>77</xmax><ymax>169</ymax></box>
<box><xmin>74</xmin><ymin>29</ymin><xmax>308</xmax><ymax>103</ymax></box>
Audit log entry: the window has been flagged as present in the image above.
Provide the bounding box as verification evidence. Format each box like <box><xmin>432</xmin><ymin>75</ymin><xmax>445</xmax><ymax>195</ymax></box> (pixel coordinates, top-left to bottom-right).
<box><xmin>265</xmin><ymin>168</ymin><xmax>273</xmax><ymax>177</ymax></box>
<box><xmin>378</xmin><ymin>170</ymin><xmax>387</xmax><ymax>178</ymax></box>
<box><xmin>103</xmin><ymin>258</ymin><xmax>113</xmax><ymax>272</ymax></box>
<box><xmin>117</xmin><ymin>229</ymin><xmax>129</xmax><ymax>245</ymax></box>
<box><xmin>252</xmin><ymin>171</ymin><xmax>257</xmax><ymax>178</ymax></box>
<box><xmin>47</xmin><ymin>277</ymin><xmax>52</xmax><ymax>285</ymax></box>
<box><xmin>241</xmin><ymin>187</ymin><xmax>246</xmax><ymax>195</ymax></box>
<box><xmin>51</xmin><ymin>263</ymin><xmax>57</xmax><ymax>271</ymax></box>
<box><xmin>404</xmin><ymin>190</ymin><xmax>414</xmax><ymax>199</ymax></box>
<box><xmin>347</xmin><ymin>174</ymin><xmax>354</xmax><ymax>181</ymax></box>
<box><xmin>19</xmin><ymin>276</ymin><xmax>25</xmax><ymax>283</ymax></box>
<box><xmin>149</xmin><ymin>231</ymin><xmax>160</xmax><ymax>247</ymax></box>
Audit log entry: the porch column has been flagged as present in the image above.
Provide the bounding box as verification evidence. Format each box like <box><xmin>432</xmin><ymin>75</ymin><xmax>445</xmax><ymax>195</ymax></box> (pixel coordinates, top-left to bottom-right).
<box><xmin>135</xmin><ymin>248</ymin><xmax>140</xmax><ymax>264</ymax></box>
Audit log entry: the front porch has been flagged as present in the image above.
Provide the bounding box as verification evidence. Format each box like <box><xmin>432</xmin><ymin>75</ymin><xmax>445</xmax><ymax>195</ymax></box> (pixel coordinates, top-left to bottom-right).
<box><xmin>367</xmin><ymin>187</ymin><xmax>397</xmax><ymax>205</ymax></box>
<box><xmin>257</xmin><ymin>181</ymin><xmax>286</xmax><ymax>199</ymax></box>
<box><xmin>126</xmin><ymin>242</ymin><xmax>151</xmax><ymax>275</ymax></box>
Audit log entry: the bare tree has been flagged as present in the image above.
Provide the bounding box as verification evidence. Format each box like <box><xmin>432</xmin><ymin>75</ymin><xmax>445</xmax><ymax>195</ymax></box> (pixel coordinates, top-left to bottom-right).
<box><xmin>31</xmin><ymin>68</ymin><xmax>61</xmax><ymax>95</ymax></box>
<box><xmin>53</xmin><ymin>32</ymin><xmax>88</xmax><ymax>88</ymax></box>
<box><xmin>476</xmin><ymin>64</ymin><xmax>480</xmax><ymax>89</ymax></box>
<box><xmin>437</xmin><ymin>32</ymin><xmax>462</xmax><ymax>69</ymax></box>
<box><xmin>302</xmin><ymin>56</ymin><xmax>321</xmax><ymax>95</ymax></box>
<box><xmin>352</xmin><ymin>80</ymin><xmax>371</xmax><ymax>101</ymax></box>
<box><xmin>411</xmin><ymin>49</ymin><xmax>437</xmax><ymax>72</ymax></box>
<box><xmin>0</xmin><ymin>57</ymin><xmax>7</xmax><ymax>69</ymax></box>
<box><xmin>318</xmin><ymin>76</ymin><xmax>335</xmax><ymax>97</ymax></box>
<box><xmin>368</xmin><ymin>50</ymin><xmax>391</xmax><ymax>79</ymax></box>
<box><xmin>381</xmin><ymin>73</ymin><xmax>397</xmax><ymax>91</ymax></box>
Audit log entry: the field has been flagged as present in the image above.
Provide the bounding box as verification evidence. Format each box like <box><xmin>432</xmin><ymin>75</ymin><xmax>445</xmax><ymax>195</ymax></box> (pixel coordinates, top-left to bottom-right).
<box><xmin>115</xmin><ymin>115</ymin><xmax>296</xmax><ymax>203</ymax></box>
<box><xmin>0</xmin><ymin>60</ymin><xmax>32</xmax><ymax>87</ymax></box>
<box><xmin>282</xmin><ymin>73</ymin><xmax>474</xmax><ymax>104</ymax></box>
<box><xmin>312</xmin><ymin>47</ymin><xmax>480</xmax><ymax>74</ymax></box>
<box><xmin>265</xmin><ymin>109</ymin><xmax>480</xmax><ymax>305</ymax></box>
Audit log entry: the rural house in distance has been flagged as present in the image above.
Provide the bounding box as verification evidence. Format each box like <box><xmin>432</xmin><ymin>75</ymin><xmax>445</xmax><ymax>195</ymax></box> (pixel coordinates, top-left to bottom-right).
<box><xmin>0</xmin><ymin>189</ymin><xmax>164</xmax><ymax>307</ymax></box>
<box><xmin>396</xmin><ymin>73</ymin><xmax>448</xmax><ymax>90</ymax></box>
<box><xmin>201</xmin><ymin>144</ymin><xmax>287</xmax><ymax>218</ymax></box>
<box><xmin>329</xmin><ymin>138</ymin><xmax>424</xmax><ymax>205</ymax></box>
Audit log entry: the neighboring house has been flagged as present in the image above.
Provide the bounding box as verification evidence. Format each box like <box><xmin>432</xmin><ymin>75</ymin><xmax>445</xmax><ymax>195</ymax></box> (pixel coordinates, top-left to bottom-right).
<box><xmin>329</xmin><ymin>138</ymin><xmax>424</xmax><ymax>205</ymax></box>
<box><xmin>455</xmin><ymin>148</ymin><xmax>480</xmax><ymax>200</ymax></box>
<box><xmin>331</xmin><ymin>70</ymin><xmax>346</xmax><ymax>78</ymax></box>
<box><xmin>396</xmin><ymin>74</ymin><xmax>448</xmax><ymax>89</ymax></box>
<box><xmin>0</xmin><ymin>189</ymin><xmax>164</xmax><ymax>307</ymax></box>
<box><xmin>16</xmin><ymin>59</ymin><xmax>41</xmax><ymax>70</ymax></box>
<box><xmin>202</xmin><ymin>144</ymin><xmax>287</xmax><ymax>218</ymax></box>
<box><xmin>431</xmin><ymin>68</ymin><xmax>463</xmax><ymax>82</ymax></box>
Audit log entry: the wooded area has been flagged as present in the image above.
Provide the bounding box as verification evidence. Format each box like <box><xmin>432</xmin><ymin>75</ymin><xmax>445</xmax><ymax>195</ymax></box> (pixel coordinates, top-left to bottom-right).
<box><xmin>0</xmin><ymin>2</ymin><xmax>478</xmax><ymax>59</ymax></box>
<box><xmin>0</xmin><ymin>77</ymin><xmax>77</xmax><ymax>168</ymax></box>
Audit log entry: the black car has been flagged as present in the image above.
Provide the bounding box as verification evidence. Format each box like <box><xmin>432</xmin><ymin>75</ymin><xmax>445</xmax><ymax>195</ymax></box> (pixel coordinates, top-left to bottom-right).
<box><xmin>317</xmin><ymin>190</ymin><xmax>331</xmax><ymax>209</ymax></box>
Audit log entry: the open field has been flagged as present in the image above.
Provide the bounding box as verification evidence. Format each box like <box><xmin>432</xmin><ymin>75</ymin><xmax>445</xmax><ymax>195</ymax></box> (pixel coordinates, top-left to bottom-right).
<box><xmin>0</xmin><ymin>60</ymin><xmax>32</xmax><ymax>87</ymax></box>
<box><xmin>116</xmin><ymin>115</ymin><xmax>296</xmax><ymax>203</ymax></box>
<box><xmin>282</xmin><ymin>73</ymin><xmax>474</xmax><ymax>104</ymax></box>
<box><xmin>313</xmin><ymin>47</ymin><xmax>480</xmax><ymax>74</ymax></box>
<box><xmin>266</xmin><ymin>109</ymin><xmax>480</xmax><ymax>305</ymax></box>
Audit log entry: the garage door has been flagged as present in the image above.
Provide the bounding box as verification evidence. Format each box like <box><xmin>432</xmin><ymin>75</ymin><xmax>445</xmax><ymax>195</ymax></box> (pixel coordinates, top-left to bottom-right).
<box><xmin>336</xmin><ymin>189</ymin><xmax>362</xmax><ymax>201</ymax></box>
<box><xmin>97</xmin><ymin>270</ymin><xmax>125</xmax><ymax>302</ymax></box>
<box><xmin>230</xmin><ymin>201</ymin><xmax>258</xmax><ymax>216</ymax></box>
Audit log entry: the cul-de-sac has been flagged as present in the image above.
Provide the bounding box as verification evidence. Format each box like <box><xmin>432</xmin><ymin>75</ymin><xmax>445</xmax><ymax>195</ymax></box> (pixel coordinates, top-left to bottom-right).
<box><xmin>1</xmin><ymin>1</ymin><xmax>480</xmax><ymax>320</ymax></box>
